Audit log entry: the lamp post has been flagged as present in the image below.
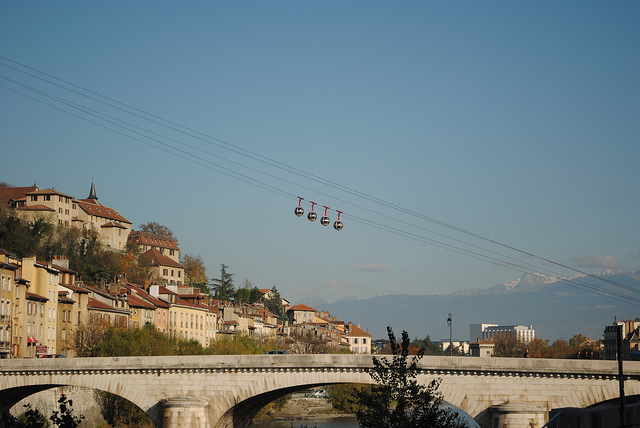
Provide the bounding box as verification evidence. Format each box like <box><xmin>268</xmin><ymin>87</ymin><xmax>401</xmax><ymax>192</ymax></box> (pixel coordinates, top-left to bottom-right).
<box><xmin>447</xmin><ymin>313</ymin><xmax>452</xmax><ymax>356</ymax></box>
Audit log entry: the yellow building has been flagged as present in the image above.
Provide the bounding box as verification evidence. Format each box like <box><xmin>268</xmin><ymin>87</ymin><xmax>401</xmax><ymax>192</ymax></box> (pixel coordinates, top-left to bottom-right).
<box><xmin>20</xmin><ymin>257</ymin><xmax>60</xmax><ymax>356</ymax></box>
<box><xmin>0</xmin><ymin>252</ymin><xmax>18</xmax><ymax>358</ymax></box>
<box><xmin>169</xmin><ymin>300</ymin><xmax>209</xmax><ymax>346</ymax></box>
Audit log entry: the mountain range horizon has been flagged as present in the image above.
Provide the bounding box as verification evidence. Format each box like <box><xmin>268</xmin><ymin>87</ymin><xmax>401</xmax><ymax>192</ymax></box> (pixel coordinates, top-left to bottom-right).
<box><xmin>299</xmin><ymin>269</ymin><xmax>640</xmax><ymax>343</ymax></box>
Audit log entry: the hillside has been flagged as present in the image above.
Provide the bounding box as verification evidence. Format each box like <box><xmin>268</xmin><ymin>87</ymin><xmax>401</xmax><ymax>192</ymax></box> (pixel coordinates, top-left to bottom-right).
<box><xmin>310</xmin><ymin>271</ymin><xmax>640</xmax><ymax>342</ymax></box>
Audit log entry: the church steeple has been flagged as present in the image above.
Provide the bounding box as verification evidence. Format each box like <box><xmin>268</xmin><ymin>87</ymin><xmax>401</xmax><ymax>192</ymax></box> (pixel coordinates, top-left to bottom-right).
<box><xmin>88</xmin><ymin>179</ymin><xmax>98</xmax><ymax>200</ymax></box>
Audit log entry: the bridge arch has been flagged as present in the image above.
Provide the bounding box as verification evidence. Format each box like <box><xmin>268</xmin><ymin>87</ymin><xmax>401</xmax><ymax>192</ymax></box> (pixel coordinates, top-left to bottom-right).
<box><xmin>1</xmin><ymin>355</ymin><xmax>639</xmax><ymax>428</ymax></box>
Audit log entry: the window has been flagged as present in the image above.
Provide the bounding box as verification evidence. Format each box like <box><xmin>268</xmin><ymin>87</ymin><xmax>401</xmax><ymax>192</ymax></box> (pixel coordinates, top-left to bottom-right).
<box><xmin>354</xmin><ymin>338</ymin><xmax>359</xmax><ymax>344</ymax></box>
<box><xmin>44</xmin><ymin>195</ymin><xmax>50</xmax><ymax>201</ymax></box>
<box><xmin>363</xmin><ymin>338</ymin><xmax>367</xmax><ymax>344</ymax></box>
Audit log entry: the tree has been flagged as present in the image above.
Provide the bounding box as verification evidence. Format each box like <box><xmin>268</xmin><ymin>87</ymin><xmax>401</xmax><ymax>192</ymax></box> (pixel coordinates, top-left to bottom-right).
<box><xmin>493</xmin><ymin>331</ymin><xmax>526</xmax><ymax>357</ymax></box>
<box><xmin>181</xmin><ymin>254</ymin><xmax>208</xmax><ymax>287</ymax></box>
<box><xmin>209</xmin><ymin>264</ymin><xmax>235</xmax><ymax>301</ymax></box>
<box><xmin>121</xmin><ymin>243</ymin><xmax>150</xmax><ymax>285</ymax></box>
<box><xmin>1</xmin><ymin>395</ymin><xmax>84</xmax><ymax>428</ymax></box>
<box><xmin>569</xmin><ymin>333</ymin><xmax>588</xmax><ymax>348</ymax></box>
<box><xmin>412</xmin><ymin>335</ymin><xmax>444</xmax><ymax>356</ymax></box>
<box><xmin>49</xmin><ymin>395</ymin><xmax>84</xmax><ymax>428</ymax></box>
<box><xmin>355</xmin><ymin>327</ymin><xmax>469</xmax><ymax>428</ymax></box>
<box><xmin>138</xmin><ymin>222</ymin><xmax>178</xmax><ymax>243</ymax></box>
<box><xmin>263</xmin><ymin>286</ymin><xmax>286</xmax><ymax>321</ymax></box>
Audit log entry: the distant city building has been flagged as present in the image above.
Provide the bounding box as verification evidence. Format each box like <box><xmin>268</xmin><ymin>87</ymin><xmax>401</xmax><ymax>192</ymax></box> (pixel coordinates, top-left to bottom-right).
<box><xmin>470</xmin><ymin>323</ymin><xmax>535</xmax><ymax>344</ymax></box>
<box><xmin>603</xmin><ymin>318</ymin><xmax>640</xmax><ymax>360</ymax></box>
<box><xmin>470</xmin><ymin>340</ymin><xmax>495</xmax><ymax>357</ymax></box>
<box><xmin>470</xmin><ymin>323</ymin><xmax>498</xmax><ymax>343</ymax></box>
<box><xmin>438</xmin><ymin>340</ymin><xmax>470</xmax><ymax>355</ymax></box>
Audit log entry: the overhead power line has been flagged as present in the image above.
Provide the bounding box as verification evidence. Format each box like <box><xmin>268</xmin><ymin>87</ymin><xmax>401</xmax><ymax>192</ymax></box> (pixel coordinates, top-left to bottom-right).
<box><xmin>0</xmin><ymin>55</ymin><xmax>637</xmax><ymax>305</ymax></box>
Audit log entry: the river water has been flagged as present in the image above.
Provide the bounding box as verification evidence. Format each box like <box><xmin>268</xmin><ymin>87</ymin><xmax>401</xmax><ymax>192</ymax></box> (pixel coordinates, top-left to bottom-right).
<box><xmin>251</xmin><ymin>405</ymin><xmax>480</xmax><ymax>427</ymax></box>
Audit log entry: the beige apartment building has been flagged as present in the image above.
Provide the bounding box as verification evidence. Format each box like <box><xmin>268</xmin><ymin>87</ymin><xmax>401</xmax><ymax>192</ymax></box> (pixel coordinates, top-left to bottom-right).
<box><xmin>20</xmin><ymin>257</ymin><xmax>61</xmax><ymax>357</ymax></box>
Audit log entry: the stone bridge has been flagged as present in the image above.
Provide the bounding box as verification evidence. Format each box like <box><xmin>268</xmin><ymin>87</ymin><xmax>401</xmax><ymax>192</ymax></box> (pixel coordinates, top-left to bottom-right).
<box><xmin>1</xmin><ymin>355</ymin><xmax>639</xmax><ymax>427</ymax></box>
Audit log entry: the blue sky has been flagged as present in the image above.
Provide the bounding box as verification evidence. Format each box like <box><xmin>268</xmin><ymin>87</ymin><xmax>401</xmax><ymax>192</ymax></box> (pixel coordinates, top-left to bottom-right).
<box><xmin>1</xmin><ymin>2</ymin><xmax>639</xmax><ymax>307</ymax></box>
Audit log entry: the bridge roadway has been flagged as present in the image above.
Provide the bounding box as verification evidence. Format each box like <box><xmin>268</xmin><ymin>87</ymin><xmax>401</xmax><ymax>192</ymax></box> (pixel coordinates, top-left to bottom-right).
<box><xmin>1</xmin><ymin>354</ymin><xmax>639</xmax><ymax>428</ymax></box>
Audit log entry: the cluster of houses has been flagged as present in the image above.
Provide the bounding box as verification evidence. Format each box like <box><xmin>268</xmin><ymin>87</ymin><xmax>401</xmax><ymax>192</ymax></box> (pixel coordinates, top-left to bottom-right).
<box><xmin>0</xmin><ymin>182</ymin><xmax>372</xmax><ymax>358</ymax></box>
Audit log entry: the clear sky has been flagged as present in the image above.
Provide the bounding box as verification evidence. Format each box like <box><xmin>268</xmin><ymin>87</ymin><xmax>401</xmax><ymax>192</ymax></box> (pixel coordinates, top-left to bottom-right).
<box><xmin>1</xmin><ymin>2</ymin><xmax>639</xmax><ymax>307</ymax></box>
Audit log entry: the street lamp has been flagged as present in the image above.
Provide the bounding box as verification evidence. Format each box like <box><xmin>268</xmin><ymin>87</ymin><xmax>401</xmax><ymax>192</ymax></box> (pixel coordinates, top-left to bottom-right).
<box><xmin>447</xmin><ymin>313</ymin><xmax>452</xmax><ymax>356</ymax></box>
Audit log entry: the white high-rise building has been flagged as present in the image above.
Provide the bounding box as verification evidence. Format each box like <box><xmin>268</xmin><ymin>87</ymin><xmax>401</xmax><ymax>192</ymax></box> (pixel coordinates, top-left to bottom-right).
<box><xmin>470</xmin><ymin>323</ymin><xmax>535</xmax><ymax>343</ymax></box>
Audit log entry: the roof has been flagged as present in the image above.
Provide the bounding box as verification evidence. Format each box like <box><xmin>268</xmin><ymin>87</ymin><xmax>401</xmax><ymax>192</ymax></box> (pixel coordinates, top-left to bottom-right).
<box><xmin>58</xmin><ymin>291</ymin><xmax>75</xmax><ymax>304</ymax></box>
<box><xmin>17</xmin><ymin>204</ymin><xmax>55</xmax><ymax>212</ymax></box>
<box><xmin>347</xmin><ymin>325</ymin><xmax>372</xmax><ymax>337</ymax></box>
<box><xmin>26</xmin><ymin>291</ymin><xmax>48</xmax><ymax>302</ymax></box>
<box><xmin>87</xmin><ymin>297</ymin><xmax>130</xmax><ymax>314</ymax></box>
<box><xmin>127</xmin><ymin>293</ymin><xmax>157</xmax><ymax>310</ymax></box>
<box><xmin>60</xmin><ymin>283</ymin><xmax>90</xmax><ymax>294</ymax></box>
<box><xmin>0</xmin><ymin>185</ymin><xmax>38</xmax><ymax>207</ymax></box>
<box><xmin>157</xmin><ymin>285</ymin><xmax>178</xmax><ymax>295</ymax></box>
<box><xmin>288</xmin><ymin>304</ymin><xmax>316</xmax><ymax>312</ymax></box>
<box><xmin>76</xmin><ymin>198</ymin><xmax>131</xmax><ymax>224</ymax></box>
<box><xmin>25</xmin><ymin>188</ymin><xmax>75</xmax><ymax>199</ymax></box>
<box><xmin>128</xmin><ymin>231</ymin><xmax>180</xmax><ymax>250</ymax></box>
<box><xmin>125</xmin><ymin>283</ymin><xmax>170</xmax><ymax>309</ymax></box>
<box><xmin>101</xmin><ymin>221</ymin><xmax>128</xmax><ymax>229</ymax></box>
<box><xmin>140</xmin><ymin>248</ymin><xmax>184</xmax><ymax>269</ymax></box>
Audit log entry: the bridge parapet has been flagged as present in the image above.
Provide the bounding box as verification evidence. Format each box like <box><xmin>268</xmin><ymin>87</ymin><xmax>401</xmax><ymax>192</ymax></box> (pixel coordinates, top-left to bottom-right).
<box><xmin>1</xmin><ymin>355</ymin><xmax>640</xmax><ymax>428</ymax></box>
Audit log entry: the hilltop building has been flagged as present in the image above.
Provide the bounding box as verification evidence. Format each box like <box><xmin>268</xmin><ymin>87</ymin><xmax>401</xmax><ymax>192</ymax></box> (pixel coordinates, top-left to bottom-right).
<box><xmin>0</xmin><ymin>181</ymin><xmax>132</xmax><ymax>250</ymax></box>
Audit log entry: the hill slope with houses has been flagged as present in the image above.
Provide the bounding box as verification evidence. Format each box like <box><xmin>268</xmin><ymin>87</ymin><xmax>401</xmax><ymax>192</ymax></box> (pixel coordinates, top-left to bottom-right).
<box><xmin>0</xmin><ymin>181</ymin><xmax>372</xmax><ymax>358</ymax></box>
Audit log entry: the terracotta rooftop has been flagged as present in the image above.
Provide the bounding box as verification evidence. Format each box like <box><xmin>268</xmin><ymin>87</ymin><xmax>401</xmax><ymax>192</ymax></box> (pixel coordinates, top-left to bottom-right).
<box><xmin>288</xmin><ymin>304</ymin><xmax>316</xmax><ymax>312</ymax></box>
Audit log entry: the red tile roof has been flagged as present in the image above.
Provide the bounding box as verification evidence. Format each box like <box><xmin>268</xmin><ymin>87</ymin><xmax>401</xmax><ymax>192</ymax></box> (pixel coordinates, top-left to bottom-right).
<box><xmin>26</xmin><ymin>291</ymin><xmax>48</xmax><ymax>301</ymax></box>
<box><xmin>288</xmin><ymin>304</ymin><xmax>316</xmax><ymax>312</ymax></box>
<box><xmin>17</xmin><ymin>204</ymin><xmax>55</xmax><ymax>212</ymax></box>
<box><xmin>76</xmin><ymin>199</ymin><xmax>131</xmax><ymax>224</ymax></box>
<box><xmin>0</xmin><ymin>186</ymin><xmax>38</xmax><ymax>207</ymax></box>
<box><xmin>140</xmin><ymin>248</ymin><xmax>184</xmax><ymax>269</ymax></box>
<box><xmin>127</xmin><ymin>293</ymin><xmax>156</xmax><ymax>310</ymax></box>
<box><xmin>347</xmin><ymin>325</ymin><xmax>371</xmax><ymax>337</ymax></box>
<box><xmin>128</xmin><ymin>231</ymin><xmax>180</xmax><ymax>250</ymax></box>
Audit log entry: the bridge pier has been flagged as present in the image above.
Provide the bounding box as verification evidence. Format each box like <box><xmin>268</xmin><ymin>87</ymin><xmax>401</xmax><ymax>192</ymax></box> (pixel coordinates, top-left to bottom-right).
<box><xmin>486</xmin><ymin>402</ymin><xmax>546</xmax><ymax>428</ymax></box>
<box><xmin>161</xmin><ymin>396</ymin><xmax>210</xmax><ymax>428</ymax></box>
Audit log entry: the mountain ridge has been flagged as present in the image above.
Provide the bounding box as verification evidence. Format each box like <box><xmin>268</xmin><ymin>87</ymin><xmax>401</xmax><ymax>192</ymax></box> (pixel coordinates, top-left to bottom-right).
<box><xmin>302</xmin><ymin>271</ymin><xmax>640</xmax><ymax>342</ymax></box>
